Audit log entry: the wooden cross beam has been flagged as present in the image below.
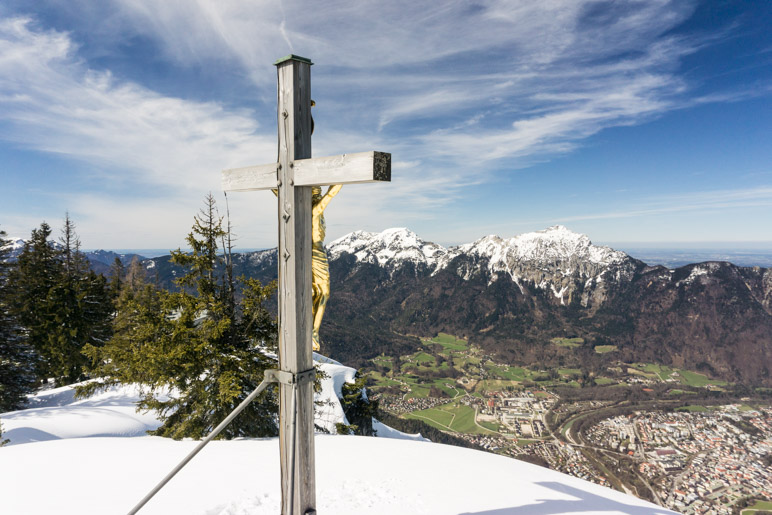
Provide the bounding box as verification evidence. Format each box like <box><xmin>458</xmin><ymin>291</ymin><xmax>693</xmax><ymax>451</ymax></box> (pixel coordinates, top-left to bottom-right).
<box><xmin>221</xmin><ymin>55</ymin><xmax>390</xmax><ymax>515</ymax></box>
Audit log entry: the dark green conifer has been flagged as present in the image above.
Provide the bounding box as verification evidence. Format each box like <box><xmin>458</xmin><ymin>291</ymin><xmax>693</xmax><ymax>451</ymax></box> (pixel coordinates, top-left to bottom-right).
<box><xmin>337</xmin><ymin>371</ymin><xmax>378</xmax><ymax>436</ymax></box>
<box><xmin>0</xmin><ymin>419</ymin><xmax>9</xmax><ymax>446</ymax></box>
<box><xmin>81</xmin><ymin>195</ymin><xmax>279</xmax><ymax>439</ymax></box>
<box><xmin>11</xmin><ymin>217</ymin><xmax>111</xmax><ymax>385</ymax></box>
<box><xmin>10</xmin><ymin>222</ymin><xmax>61</xmax><ymax>381</ymax></box>
<box><xmin>107</xmin><ymin>257</ymin><xmax>125</xmax><ymax>302</ymax></box>
<box><xmin>0</xmin><ymin>228</ymin><xmax>37</xmax><ymax>411</ymax></box>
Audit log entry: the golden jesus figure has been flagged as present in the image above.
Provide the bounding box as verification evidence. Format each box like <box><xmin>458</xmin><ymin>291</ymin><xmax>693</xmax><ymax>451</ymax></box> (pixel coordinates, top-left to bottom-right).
<box><xmin>311</xmin><ymin>184</ymin><xmax>342</xmax><ymax>350</ymax></box>
<box><xmin>272</xmin><ymin>183</ymin><xmax>342</xmax><ymax>350</ymax></box>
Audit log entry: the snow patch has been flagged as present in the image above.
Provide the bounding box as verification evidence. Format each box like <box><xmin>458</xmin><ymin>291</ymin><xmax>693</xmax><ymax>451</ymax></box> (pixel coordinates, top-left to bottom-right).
<box><xmin>0</xmin><ymin>355</ymin><xmax>418</xmax><ymax>446</ymax></box>
<box><xmin>0</xmin><ymin>435</ymin><xmax>674</xmax><ymax>514</ymax></box>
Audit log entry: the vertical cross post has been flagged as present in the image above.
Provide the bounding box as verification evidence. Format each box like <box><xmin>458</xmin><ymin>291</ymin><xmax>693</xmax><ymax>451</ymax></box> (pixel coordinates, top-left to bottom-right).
<box><xmin>275</xmin><ymin>55</ymin><xmax>315</xmax><ymax>515</ymax></box>
<box><xmin>221</xmin><ymin>54</ymin><xmax>390</xmax><ymax>515</ymax></box>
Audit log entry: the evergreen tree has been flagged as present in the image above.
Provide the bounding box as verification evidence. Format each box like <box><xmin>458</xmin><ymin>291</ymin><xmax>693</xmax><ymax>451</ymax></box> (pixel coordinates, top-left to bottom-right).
<box><xmin>336</xmin><ymin>371</ymin><xmax>378</xmax><ymax>436</ymax></box>
<box><xmin>10</xmin><ymin>222</ymin><xmax>60</xmax><ymax>381</ymax></box>
<box><xmin>0</xmin><ymin>419</ymin><xmax>9</xmax><ymax>446</ymax></box>
<box><xmin>107</xmin><ymin>257</ymin><xmax>124</xmax><ymax>302</ymax></box>
<box><xmin>0</xmin><ymin>228</ymin><xmax>37</xmax><ymax>411</ymax></box>
<box><xmin>81</xmin><ymin>258</ymin><xmax>163</xmax><ymax>391</ymax></box>
<box><xmin>46</xmin><ymin>215</ymin><xmax>112</xmax><ymax>383</ymax></box>
<box><xmin>81</xmin><ymin>195</ymin><xmax>279</xmax><ymax>439</ymax></box>
<box><xmin>11</xmin><ymin>217</ymin><xmax>111</xmax><ymax>385</ymax></box>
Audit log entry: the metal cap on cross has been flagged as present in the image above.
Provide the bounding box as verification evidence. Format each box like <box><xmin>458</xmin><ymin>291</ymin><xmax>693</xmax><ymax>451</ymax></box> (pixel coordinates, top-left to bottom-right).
<box><xmin>222</xmin><ymin>55</ymin><xmax>391</xmax><ymax>515</ymax></box>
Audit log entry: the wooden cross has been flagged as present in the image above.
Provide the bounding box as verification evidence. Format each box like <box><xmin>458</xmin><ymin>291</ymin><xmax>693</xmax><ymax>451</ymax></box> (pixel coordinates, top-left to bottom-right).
<box><xmin>221</xmin><ymin>55</ymin><xmax>390</xmax><ymax>515</ymax></box>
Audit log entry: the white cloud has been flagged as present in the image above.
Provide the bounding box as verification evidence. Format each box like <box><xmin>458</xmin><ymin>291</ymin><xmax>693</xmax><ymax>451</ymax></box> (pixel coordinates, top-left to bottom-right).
<box><xmin>3</xmin><ymin>1</ymin><xmax>769</xmax><ymax>247</ymax></box>
<box><xmin>0</xmin><ymin>17</ymin><xmax>274</xmax><ymax>193</ymax></box>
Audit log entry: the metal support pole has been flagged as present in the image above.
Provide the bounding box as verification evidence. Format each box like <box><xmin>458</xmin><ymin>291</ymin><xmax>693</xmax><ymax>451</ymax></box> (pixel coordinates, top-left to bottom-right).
<box><xmin>126</xmin><ymin>369</ymin><xmax>306</xmax><ymax>515</ymax></box>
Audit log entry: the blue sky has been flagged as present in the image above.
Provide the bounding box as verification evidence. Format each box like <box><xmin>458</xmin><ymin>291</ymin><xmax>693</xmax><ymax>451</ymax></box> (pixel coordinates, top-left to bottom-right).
<box><xmin>1</xmin><ymin>1</ymin><xmax>770</xmax><ymax>251</ymax></box>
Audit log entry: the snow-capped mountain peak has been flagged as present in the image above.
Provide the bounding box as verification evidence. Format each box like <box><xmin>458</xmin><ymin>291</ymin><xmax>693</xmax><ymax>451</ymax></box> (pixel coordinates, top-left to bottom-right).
<box><xmin>331</xmin><ymin>226</ymin><xmax>629</xmax><ymax>271</ymax></box>
<box><xmin>328</xmin><ymin>227</ymin><xmax>447</xmax><ymax>269</ymax></box>
<box><xmin>506</xmin><ymin>225</ymin><xmax>626</xmax><ymax>265</ymax></box>
<box><xmin>328</xmin><ymin>226</ymin><xmax>636</xmax><ymax>306</ymax></box>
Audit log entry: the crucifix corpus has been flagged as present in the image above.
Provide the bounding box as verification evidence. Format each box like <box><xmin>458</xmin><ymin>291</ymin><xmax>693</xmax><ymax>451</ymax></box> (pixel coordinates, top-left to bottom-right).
<box><xmin>222</xmin><ymin>55</ymin><xmax>391</xmax><ymax>515</ymax></box>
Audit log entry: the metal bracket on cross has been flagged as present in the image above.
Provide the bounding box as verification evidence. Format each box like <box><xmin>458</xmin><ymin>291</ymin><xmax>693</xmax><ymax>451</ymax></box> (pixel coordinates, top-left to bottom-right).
<box><xmin>266</xmin><ymin>368</ymin><xmax>316</xmax><ymax>386</ymax></box>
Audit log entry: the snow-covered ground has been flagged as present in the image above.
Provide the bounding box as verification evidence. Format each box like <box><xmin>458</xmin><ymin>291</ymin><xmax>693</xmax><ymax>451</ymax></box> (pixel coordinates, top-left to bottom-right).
<box><xmin>0</xmin><ymin>358</ymin><xmax>676</xmax><ymax>514</ymax></box>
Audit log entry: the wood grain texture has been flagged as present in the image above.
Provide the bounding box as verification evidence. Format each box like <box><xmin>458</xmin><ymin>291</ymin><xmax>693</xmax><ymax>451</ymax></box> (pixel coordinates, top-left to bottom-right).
<box><xmin>221</xmin><ymin>163</ymin><xmax>278</xmax><ymax>191</ymax></box>
<box><xmin>221</xmin><ymin>56</ymin><xmax>391</xmax><ymax>515</ymax></box>
<box><xmin>293</xmin><ymin>151</ymin><xmax>391</xmax><ymax>186</ymax></box>
<box><xmin>223</xmin><ymin>151</ymin><xmax>391</xmax><ymax>191</ymax></box>
<box><xmin>276</xmin><ymin>57</ymin><xmax>316</xmax><ymax>515</ymax></box>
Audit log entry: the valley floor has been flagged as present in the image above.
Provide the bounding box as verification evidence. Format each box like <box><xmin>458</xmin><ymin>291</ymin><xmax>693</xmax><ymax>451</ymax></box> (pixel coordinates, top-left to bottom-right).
<box><xmin>368</xmin><ymin>334</ymin><xmax>772</xmax><ymax>514</ymax></box>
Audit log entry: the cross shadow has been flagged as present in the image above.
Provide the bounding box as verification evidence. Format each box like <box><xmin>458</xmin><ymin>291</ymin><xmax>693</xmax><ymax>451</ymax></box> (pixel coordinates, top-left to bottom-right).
<box><xmin>458</xmin><ymin>481</ymin><xmax>675</xmax><ymax>515</ymax></box>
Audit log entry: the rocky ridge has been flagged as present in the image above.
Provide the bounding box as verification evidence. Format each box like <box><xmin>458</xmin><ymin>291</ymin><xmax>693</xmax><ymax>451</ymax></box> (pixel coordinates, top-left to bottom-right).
<box><xmin>329</xmin><ymin>225</ymin><xmax>640</xmax><ymax>308</ymax></box>
<box><xmin>323</xmin><ymin>226</ymin><xmax>772</xmax><ymax>386</ymax></box>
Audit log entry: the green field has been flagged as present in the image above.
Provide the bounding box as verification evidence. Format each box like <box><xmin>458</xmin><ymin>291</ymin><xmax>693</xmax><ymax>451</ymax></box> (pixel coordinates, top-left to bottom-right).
<box><xmin>476</xmin><ymin>379</ymin><xmax>522</xmax><ymax>394</ymax></box>
<box><xmin>551</xmin><ymin>337</ymin><xmax>584</xmax><ymax>348</ymax></box>
<box><xmin>405</xmin><ymin>401</ymin><xmax>494</xmax><ymax>434</ymax></box>
<box><xmin>478</xmin><ymin>420</ymin><xmax>500</xmax><ymax>432</ymax></box>
<box><xmin>454</xmin><ymin>356</ymin><xmax>481</xmax><ymax>368</ymax></box>
<box><xmin>741</xmin><ymin>500</ymin><xmax>772</xmax><ymax>515</ymax></box>
<box><xmin>558</xmin><ymin>368</ymin><xmax>581</xmax><ymax>377</ymax></box>
<box><xmin>641</xmin><ymin>363</ymin><xmax>675</xmax><ymax>381</ymax></box>
<box><xmin>677</xmin><ymin>369</ymin><xmax>727</xmax><ymax>387</ymax></box>
<box><xmin>413</xmin><ymin>352</ymin><xmax>436</xmax><ymax>364</ymax></box>
<box><xmin>398</xmin><ymin>375</ymin><xmax>463</xmax><ymax>399</ymax></box>
<box><xmin>594</xmin><ymin>377</ymin><xmax>617</xmax><ymax>385</ymax></box>
<box><xmin>369</xmin><ymin>371</ymin><xmax>402</xmax><ymax>388</ymax></box>
<box><xmin>668</xmin><ymin>389</ymin><xmax>696</xmax><ymax>396</ymax></box>
<box><xmin>371</xmin><ymin>354</ymin><xmax>394</xmax><ymax>370</ymax></box>
<box><xmin>424</xmin><ymin>333</ymin><xmax>469</xmax><ymax>351</ymax></box>
<box><xmin>405</xmin><ymin>406</ymin><xmax>455</xmax><ymax>428</ymax></box>
<box><xmin>486</xmin><ymin>364</ymin><xmax>530</xmax><ymax>381</ymax></box>
<box><xmin>594</xmin><ymin>345</ymin><xmax>618</xmax><ymax>354</ymax></box>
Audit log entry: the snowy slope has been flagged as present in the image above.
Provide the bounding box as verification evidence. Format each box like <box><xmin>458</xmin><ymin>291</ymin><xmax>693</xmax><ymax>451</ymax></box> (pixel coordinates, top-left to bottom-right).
<box><xmin>0</xmin><ymin>356</ymin><xmax>424</xmax><ymax>445</ymax></box>
<box><xmin>0</xmin><ymin>435</ymin><xmax>676</xmax><ymax>515</ymax></box>
<box><xmin>0</xmin><ymin>356</ymin><xmax>674</xmax><ymax>514</ymax></box>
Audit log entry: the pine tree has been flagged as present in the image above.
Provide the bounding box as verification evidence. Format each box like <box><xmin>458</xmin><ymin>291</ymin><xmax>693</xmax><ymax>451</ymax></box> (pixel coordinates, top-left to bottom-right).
<box><xmin>0</xmin><ymin>228</ymin><xmax>37</xmax><ymax>411</ymax></box>
<box><xmin>11</xmin><ymin>217</ymin><xmax>112</xmax><ymax>385</ymax></box>
<box><xmin>81</xmin><ymin>195</ymin><xmax>279</xmax><ymax>439</ymax></box>
<box><xmin>81</xmin><ymin>258</ymin><xmax>163</xmax><ymax>392</ymax></box>
<box><xmin>10</xmin><ymin>222</ymin><xmax>60</xmax><ymax>381</ymax></box>
<box><xmin>0</xmin><ymin>419</ymin><xmax>9</xmax><ymax>446</ymax></box>
<box><xmin>107</xmin><ymin>257</ymin><xmax>124</xmax><ymax>302</ymax></box>
<box><xmin>336</xmin><ymin>371</ymin><xmax>378</xmax><ymax>436</ymax></box>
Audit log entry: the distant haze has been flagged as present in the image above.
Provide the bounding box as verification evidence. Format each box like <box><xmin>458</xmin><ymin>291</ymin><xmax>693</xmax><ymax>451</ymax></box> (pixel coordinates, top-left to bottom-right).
<box><xmin>603</xmin><ymin>244</ymin><xmax>772</xmax><ymax>268</ymax></box>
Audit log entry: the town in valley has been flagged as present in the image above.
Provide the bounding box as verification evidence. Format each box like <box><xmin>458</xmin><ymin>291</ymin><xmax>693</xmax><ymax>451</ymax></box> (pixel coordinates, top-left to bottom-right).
<box><xmin>369</xmin><ymin>334</ymin><xmax>772</xmax><ymax>515</ymax></box>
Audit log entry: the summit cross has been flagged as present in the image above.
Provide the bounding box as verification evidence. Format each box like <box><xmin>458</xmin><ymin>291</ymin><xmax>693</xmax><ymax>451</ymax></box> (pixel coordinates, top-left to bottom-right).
<box><xmin>221</xmin><ymin>55</ymin><xmax>391</xmax><ymax>515</ymax></box>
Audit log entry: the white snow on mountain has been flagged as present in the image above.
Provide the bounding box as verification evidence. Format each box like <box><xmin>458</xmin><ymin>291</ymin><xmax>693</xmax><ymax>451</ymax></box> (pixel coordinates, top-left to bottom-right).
<box><xmin>0</xmin><ymin>237</ymin><xmax>26</xmax><ymax>259</ymax></box>
<box><xmin>329</xmin><ymin>225</ymin><xmax>630</xmax><ymax>279</ymax></box>
<box><xmin>0</xmin><ymin>354</ymin><xmax>673</xmax><ymax>514</ymax></box>
<box><xmin>9</xmin><ymin>237</ymin><xmax>25</xmax><ymax>251</ymax></box>
<box><xmin>328</xmin><ymin>228</ymin><xmax>447</xmax><ymax>269</ymax></box>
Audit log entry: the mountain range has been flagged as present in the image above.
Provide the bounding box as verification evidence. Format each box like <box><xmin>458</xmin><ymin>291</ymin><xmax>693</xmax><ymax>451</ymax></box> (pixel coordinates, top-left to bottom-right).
<box><xmin>8</xmin><ymin>226</ymin><xmax>771</xmax><ymax>386</ymax></box>
<box><xmin>139</xmin><ymin>225</ymin><xmax>772</xmax><ymax>387</ymax></box>
<box><xmin>4</xmin><ymin>238</ymin><xmax>146</xmax><ymax>276</ymax></box>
